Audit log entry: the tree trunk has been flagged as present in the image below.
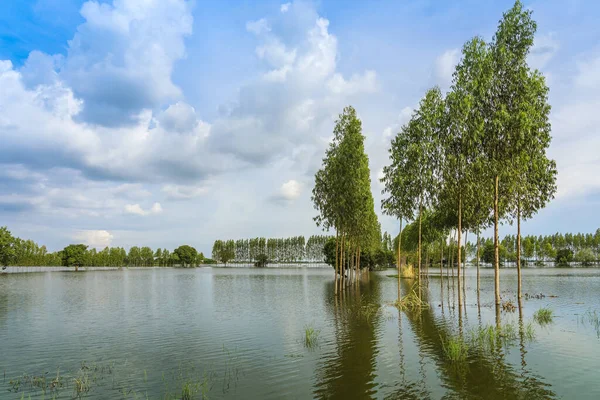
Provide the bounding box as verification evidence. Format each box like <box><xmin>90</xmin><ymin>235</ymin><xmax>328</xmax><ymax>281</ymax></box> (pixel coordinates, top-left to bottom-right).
<box><xmin>341</xmin><ymin>231</ymin><xmax>345</xmax><ymax>291</ymax></box>
<box><xmin>398</xmin><ymin>219</ymin><xmax>402</xmax><ymax>300</ymax></box>
<box><xmin>517</xmin><ymin>203</ymin><xmax>522</xmax><ymax>299</ymax></box>
<box><xmin>440</xmin><ymin>238</ymin><xmax>443</xmax><ymax>278</ymax></box>
<box><xmin>494</xmin><ymin>174</ymin><xmax>500</xmax><ymax>306</ymax></box>
<box><xmin>425</xmin><ymin>247</ymin><xmax>429</xmax><ymax>278</ymax></box>
<box><xmin>476</xmin><ymin>230</ymin><xmax>480</xmax><ymax>293</ymax></box>
<box><xmin>451</xmin><ymin>230</ymin><xmax>456</xmax><ymax>278</ymax></box>
<box><xmin>75</xmin><ymin>264</ymin><xmax>79</xmax><ymax>272</ymax></box>
<box><xmin>458</xmin><ymin>195</ymin><xmax>462</xmax><ymax>308</ymax></box>
<box><xmin>418</xmin><ymin>201</ymin><xmax>422</xmax><ymax>281</ymax></box>
<box><xmin>335</xmin><ymin>230</ymin><xmax>339</xmax><ymax>295</ymax></box>
<box><xmin>447</xmin><ymin>233</ymin><xmax>451</xmax><ymax>278</ymax></box>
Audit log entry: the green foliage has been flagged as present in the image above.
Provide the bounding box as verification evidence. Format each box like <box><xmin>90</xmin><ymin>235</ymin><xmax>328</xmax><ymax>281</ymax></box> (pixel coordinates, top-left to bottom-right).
<box><xmin>312</xmin><ymin>105</ymin><xmax>381</xmax><ymax>277</ymax></box>
<box><xmin>254</xmin><ymin>253</ymin><xmax>268</xmax><ymax>267</ymax></box>
<box><xmin>533</xmin><ymin>307</ymin><xmax>554</xmax><ymax>325</ymax></box>
<box><xmin>555</xmin><ymin>248</ymin><xmax>573</xmax><ymax>266</ymax></box>
<box><xmin>61</xmin><ymin>244</ymin><xmax>88</xmax><ymax>268</ymax></box>
<box><xmin>211</xmin><ymin>240</ymin><xmax>235</xmax><ymax>265</ymax></box>
<box><xmin>0</xmin><ymin>226</ymin><xmax>17</xmax><ymax>267</ymax></box>
<box><xmin>212</xmin><ymin>235</ymin><xmax>329</xmax><ymax>263</ymax></box>
<box><xmin>481</xmin><ymin>239</ymin><xmax>507</xmax><ymax>264</ymax></box>
<box><xmin>174</xmin><ymin>245</ymin><xmax>198</xmax><ymax>267</ymax></box>
<box><xmin>575</xmin><ymin>248</ymin><xmax>595</xmax><ymax>266</ymax></box>
<box><xmin>304</xmin><ymin>325</ymin><xmax>320</xmax><ymax>349</ymax></box>
<box><xmin>441</xmin><ymin>336</ymin><xmax>469</xmax><ymax>362</ymax></box>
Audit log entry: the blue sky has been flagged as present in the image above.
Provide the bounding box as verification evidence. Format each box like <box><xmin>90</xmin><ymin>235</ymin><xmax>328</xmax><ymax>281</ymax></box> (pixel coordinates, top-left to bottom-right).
<box><xmin>1</xmin><ymin>0</ymin><xmax>599</xmax><ymax>254</ymax></box>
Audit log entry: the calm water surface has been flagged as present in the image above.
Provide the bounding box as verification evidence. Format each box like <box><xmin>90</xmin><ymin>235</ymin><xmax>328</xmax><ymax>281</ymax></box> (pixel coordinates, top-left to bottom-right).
<box><xmin>1</xmin><ymin>267</ymin><xmax>599</xmax><ymax>399</ymax></box>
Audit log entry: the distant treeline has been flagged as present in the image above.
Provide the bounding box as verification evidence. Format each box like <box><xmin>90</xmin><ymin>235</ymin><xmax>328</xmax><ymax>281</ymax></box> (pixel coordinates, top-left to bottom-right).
<box><xmin>0</xmin><ymin>226</ymin><xmax>208</xmax><ymax>268</ymax></box>
<box><xmin>211</xmin><ymin>236</ymin><xmax>331</xmax><ymax>264</ymax></box>
<box><xmin>396</xmin><ymin>216</ymin><xmax>600</xmax><ymax>267</ymax></box>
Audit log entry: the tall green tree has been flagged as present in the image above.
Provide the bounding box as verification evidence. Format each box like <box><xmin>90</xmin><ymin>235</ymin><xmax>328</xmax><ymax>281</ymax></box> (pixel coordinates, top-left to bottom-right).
<box><xmin>407</xmin><ymin>88</ymin><xmax>445</xmax><ymax>276</ymax></box>
<box><xmin>508</xmin><ymin>67</ymin><xmax>557</xmax><ymax>298</ymax></box>
<box><xmin>312</xmin><ymin>106</ymin><xmax>379</xmax><ymax>292</ymax></box>
<box><xmin>0</xmin><ymin>227</ymin><xmax>16</xmax><ymax>268</ymax></box>
<box><xmin>479</xmin><ymin>1</ymin><xmax>542</xmax><ymax>305</ymax></box>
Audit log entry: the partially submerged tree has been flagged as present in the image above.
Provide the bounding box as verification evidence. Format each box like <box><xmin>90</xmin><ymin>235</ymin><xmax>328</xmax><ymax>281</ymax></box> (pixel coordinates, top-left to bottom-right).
<box><xmin>312</xmin><ymin>106</ymin><xmax>380</xmax><ymax>292</ymax></box>
<box><xmin>174</xmin><ymin>245</ymin><xmax>198</xmax><ymax>267</ymax></box>
<box><xmin>61</xmin><ymin>244</ymin><xmax>88</xmax><ymax>272</ymax></box>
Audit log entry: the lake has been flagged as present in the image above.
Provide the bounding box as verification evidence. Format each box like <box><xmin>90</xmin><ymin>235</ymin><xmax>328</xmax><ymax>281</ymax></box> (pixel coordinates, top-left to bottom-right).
<box><xmin>1</xmin><ymin>267</ymin><xmax>599</xmax><ymax>399</ymax></box>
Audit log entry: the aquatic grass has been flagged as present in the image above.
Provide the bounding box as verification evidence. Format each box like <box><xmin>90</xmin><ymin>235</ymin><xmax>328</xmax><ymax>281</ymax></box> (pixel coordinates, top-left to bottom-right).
<box><xmin>533</xmin><ymin>307</ymin><xmax>554</xmax><ymax>325</ymax></box>
<box><xmin>358</xmin><ymin>303</ymin><xmax>381</xmax><ymax>322</ymax></box>
<box><xmin>441</xmin><ymin>336</ymin><xmax>469</xmax><ymax>362</ymax></box>
<box><xmin>524</xmin><ymin>322</ymin><xmax>536</xmax><ymax>341</ymax></box>
<box><xmin>468</xmin><ymin>322</ymin><xmax>522</xmax><ymax>351</ymax></box>
<box><xmin>393</xmin><ymin>283</ymin><xmax>428</xmax><ymax>311</ymax></box>
<box><xmin>580</xmin><ymin>310</ymin><xmax>600</xmax><ymax>338</ymax></box>
<box><xmin>304</xmin><ymin>325</ymin><xmax>320</xmax><ymax>348</ymax></box>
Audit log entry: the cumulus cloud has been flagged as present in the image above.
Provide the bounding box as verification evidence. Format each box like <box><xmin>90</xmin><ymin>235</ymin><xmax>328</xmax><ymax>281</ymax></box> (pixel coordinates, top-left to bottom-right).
<box><xmin>270</xmin><ymin>179</ymin><xmax>302</xmax><ymax>204</ymax></box>
<box><xmin>59</xmin><ymin>0</ymin><xmax>192</xmax><ymax>126</ymax></box>
<box><xmin>280</xmin><ymin>3</ymin><xmax>291</xmax><ymax>13</ymax></box>
<box><xmin>208</xmin><ymin>10</ymin><xmax>378</xmax><ymax>167</ymax></box>
<box><xmin>124</xmin><ymin>202</ymin><xmax>163</xmax><ymax>216</ymax></box>
<box><xmin>73</xmin><ymin>230</ymin><xmax>114</xmax><ymax>248</ymax></box>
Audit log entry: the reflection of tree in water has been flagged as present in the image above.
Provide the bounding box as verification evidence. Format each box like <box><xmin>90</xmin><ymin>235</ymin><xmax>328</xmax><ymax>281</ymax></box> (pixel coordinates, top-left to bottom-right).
<box><xmin>384</xmin><ymin>293</ymin><xmax>432</xmax><ymax>400</ymax></box>
<box><xmin>398</xmin><ymin>279</ymin><xmax>556</xmax><ymax>400</ymax></box>
<box><xmin>313</xmin><ymin>278</ymin><xmax>382</xmax><ymax>399</ymax></box>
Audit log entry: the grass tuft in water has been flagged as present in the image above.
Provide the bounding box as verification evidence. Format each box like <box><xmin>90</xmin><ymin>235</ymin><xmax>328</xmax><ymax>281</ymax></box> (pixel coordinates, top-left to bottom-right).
<box><xmin>393</xmin><ymin>283</ymin><xmax>428</xmax><ymax>311</ymax></box>
<box><xmin>304</xmin><ymin>325</ymin><xmax>320</xmax><ymax>348</ymax></box>
<box><xmin>441</xmin><ymin>336</ymin><xmax>469</xmax><ymax>362</ymax></box>
<box><xmin>533</xmin><ymin>307</ymin><xmax>554</xmax><ymax>325</ymax></box>
<box><xmin>524</xmin><ymin>322</ymin><xmax>536</xmax><ymax>341</ymax></box>
<box><xmin>580</xmin><ymin>310</ymin><xmax>600</xmax><ymax>338</ymax></box>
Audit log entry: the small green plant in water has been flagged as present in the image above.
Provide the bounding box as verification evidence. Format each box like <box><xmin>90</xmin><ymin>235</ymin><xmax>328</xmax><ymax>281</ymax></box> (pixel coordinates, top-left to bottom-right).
<box><xmin>533</xmin><ymin>307</ymin><xmax>554</xmax><ymax>325</ymax></box>
<box><xmin>441</xmin><ymin>336</ymin><xmax>469</xmax><ymax>362</ymax></box>
<box><xmin>304</xmin><ymin>325</ymin><xmax>320</xmax><ymax>348</ymax></box>
<box><xmin>393</xmin><ymin>283</ymin><xmax>428</xmax><ymax>311</ymax></box>
<box><xmin>524</xmin><ymin>322</ymin><xmax>536</xmax><ymax>341</ymax></box>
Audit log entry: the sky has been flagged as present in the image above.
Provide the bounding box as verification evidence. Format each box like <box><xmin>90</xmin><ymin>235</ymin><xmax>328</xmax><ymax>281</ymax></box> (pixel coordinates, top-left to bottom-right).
<box><xmin>1</xmin><ymin>0</ymin><xmax>599</xmax><ymax>254</ymax></box>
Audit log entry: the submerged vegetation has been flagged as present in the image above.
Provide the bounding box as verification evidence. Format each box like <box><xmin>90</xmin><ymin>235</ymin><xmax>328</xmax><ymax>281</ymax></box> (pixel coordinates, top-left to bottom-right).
<box><xmin>579</xmin><ymin>310</ymin><xmax>600</xmax><ymax>338</ymax></box>
<box><xmin>304</xmin><ymin>325</ymin><xmax>321</xmax><ymax>348</ymax></box>
<box><xmin>393</xmin><ymin>283</ymin><xmax>428</xmax><ymax>311</ymax></box>
<box><xmin>533</xmin><ymin>308</ymin><xmax>554</xmax><ymax>325</ymax></box>
<box><xmin>2</xmin><ymin>358</ymin><xmax>245</xmax><ymax>399</ymax></box>
<box><xmin>442</xmin><ymin>336</ymin><xmax>469</xmax><ymax>362</ymax></box>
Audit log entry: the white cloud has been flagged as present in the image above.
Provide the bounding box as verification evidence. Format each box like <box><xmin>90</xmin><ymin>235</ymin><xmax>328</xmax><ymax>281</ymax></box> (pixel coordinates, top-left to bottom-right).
<box><xmin>246</xmin><ymin>18</ymin><xmax>271</xmax><ymax>35</ymax></box>
<box><xmin>434</xmin><ymin>48</ymin><xmax>459</xmax><ymax>88</ymax></box>
<box><xmin>327</xmin><ymin>70</ymin><xmax>378</xmax><ymax>95</ymax></box>
<box><xmin>269</xmin><ymin>179</ymin><xmax>302</xmax><ymax>204</ymax></box>
<box><xmin>280</xmin><ymin>3</ymin><xmax>291</xmax><ymax>13</ymax></box>
<box><xmin>549</xmin><ymin>52</ymin><xmax>600</xmax><ymax>200</ymax></box>
<box><xmin>73</xmin><ymin>230</ymin><xmax>113</xmax><ymax>248</ymax></box>
<box><xmin>59</xmin><ymin>0</ymin><xmax>193</xmax><ymax>126</ymax></box>
<box><xmin>124</xmin><ymin>202</ymin><xmax>163</xmax><ymax>216</ymax></box>
<box><xmin>280</xmin><ymin>180</ymin><xmax>302</xmax><ymax>200</ymax></box>
<box><xmin>208</xmin><ymin>11</ymin><xmax>379</xmax><ymax>166</ymax></box>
